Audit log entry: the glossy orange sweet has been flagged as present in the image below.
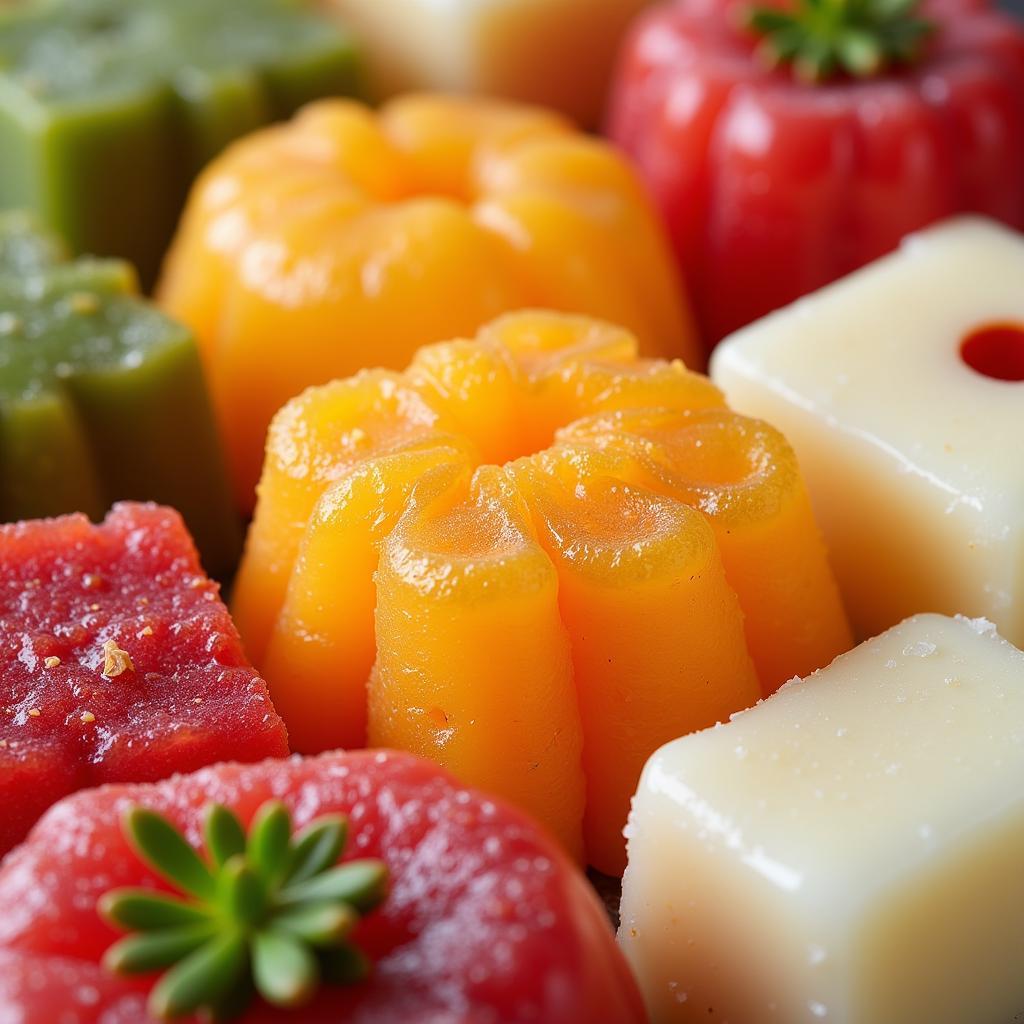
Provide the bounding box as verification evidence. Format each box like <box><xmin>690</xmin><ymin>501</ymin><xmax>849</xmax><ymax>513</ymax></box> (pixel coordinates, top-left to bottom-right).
<box><xmin>158</xmin><ymin>95</ymin><xmax>700</xmax><ymax>508</ymax></box>
<box><xmin>233</xmin><ymin>311</ymin><xmax>851</xmax><ymax>872</ymax></box>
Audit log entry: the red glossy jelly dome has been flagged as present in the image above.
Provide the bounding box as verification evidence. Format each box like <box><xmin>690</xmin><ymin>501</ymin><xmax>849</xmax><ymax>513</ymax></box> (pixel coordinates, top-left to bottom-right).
<box><xmin>0</xmin><ymin>750</ymin><xmax>644</xmax><ymax>1023</ymax></box>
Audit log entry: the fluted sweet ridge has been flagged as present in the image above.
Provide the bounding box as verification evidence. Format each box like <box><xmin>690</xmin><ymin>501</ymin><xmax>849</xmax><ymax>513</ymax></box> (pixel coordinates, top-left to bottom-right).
<box><xmin>233</xmin><ymin>310</ymin><xmax>851</xmax><ymax>873</ymax></box>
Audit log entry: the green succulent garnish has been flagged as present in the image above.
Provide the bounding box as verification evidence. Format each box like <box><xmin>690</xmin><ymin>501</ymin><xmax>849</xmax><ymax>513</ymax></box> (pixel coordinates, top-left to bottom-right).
<box><xmin>99</xmin><ymin>800</ymin><xmax>388</xmax><ymax>1021</ymax></box>
<box><xmin>744</xmin><ymin>0</ymin><xmax>935</xmax><ymax>83</ymax></box>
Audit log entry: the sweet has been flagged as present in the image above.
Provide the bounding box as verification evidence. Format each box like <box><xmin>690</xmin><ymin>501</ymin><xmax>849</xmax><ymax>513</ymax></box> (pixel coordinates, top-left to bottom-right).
<box><xmin>0</xmin><ymin>502</ymin><xmax>288</xmax><ymax>855</ymax></box>
<box><xmin>158</xmin><ymin>94</ymin><xmax>699</xmax><ymax>507</ymax></box>
<box><xmin>619</xmin><ymin>613</ymin><xmax>1024</xmax><ymax>1024</ymax></box>
<box><xmin>607</xmin><ymin>0</ymin><xmax>1024</xmax><ymax>342</ymax></box>
<box><xmin>0</xmin><ymin>749</ymin><xmax>646</xmax><ymax>1023</ymax></box>
<box><xmin>712</xmin><ymin>217</ymin><xmax>1024</xmax><ymax>646</ymax></box>
<box><xmin>321</xmin><ymin>0</ymin><xmax>647</xmax><ymax>126</ymax></box>
<box><xmin>0</xmin><ymin>212</ymin><xmax>240</xmax><ymax>576</ymax></box>
<box><xmin>233</xmin><ymin>310</ymin><xmax>850</xmax><ymax>871</ymax></box>
<box><xmin>99</xmin><ymin>799</ymin><xmax>388</xmax><ymax>1016</ymax></box>
<box><xmin>0</xmin><ymin>0</ymin><xmax>361</xmax><ymax>286</ymax></box>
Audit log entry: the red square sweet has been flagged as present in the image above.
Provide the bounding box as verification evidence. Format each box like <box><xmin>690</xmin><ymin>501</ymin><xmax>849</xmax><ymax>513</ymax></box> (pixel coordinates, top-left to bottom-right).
<box><xmin>0</xmin><ymin>503</ymin><xmax>288</xmax><ymax>854</ymax></box>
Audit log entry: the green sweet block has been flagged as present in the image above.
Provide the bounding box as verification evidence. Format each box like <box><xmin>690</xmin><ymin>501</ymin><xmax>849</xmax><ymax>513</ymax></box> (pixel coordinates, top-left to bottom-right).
<box><xmin>0</xmin><ymin>212</ymin><xmax>241</xmax><ymax>576</ymax></box>
<box><xmin>0</xmin><ymin>0</ymin><xmax>362</xmax><ymax>287</ymax></box>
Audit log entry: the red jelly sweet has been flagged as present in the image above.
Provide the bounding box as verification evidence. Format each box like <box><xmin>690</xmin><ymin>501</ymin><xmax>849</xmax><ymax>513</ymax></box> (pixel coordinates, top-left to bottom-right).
<box><xmin>0</xmin><ymin>502</ymin><xmax>288</xmax><ymax>855</ymax></box>
<box><xmin>0</xmin><ymin>749</ymin><xmax>644</xmax><ymax>1023</ymax></box>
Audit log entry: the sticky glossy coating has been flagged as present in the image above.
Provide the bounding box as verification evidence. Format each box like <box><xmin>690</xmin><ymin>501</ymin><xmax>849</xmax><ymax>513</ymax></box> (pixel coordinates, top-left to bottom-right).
<box><xmin>235</xmin><ymin>311</ymin><xmax>848</xmax><ymax>872</ymax></box>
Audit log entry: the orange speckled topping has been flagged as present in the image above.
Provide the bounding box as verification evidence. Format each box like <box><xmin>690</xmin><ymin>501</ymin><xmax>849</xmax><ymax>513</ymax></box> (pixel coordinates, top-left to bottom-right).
<box><xmin>233</xmin><ymin>311</ymin><xmax>851</xmax><ymax>873</ymax></box>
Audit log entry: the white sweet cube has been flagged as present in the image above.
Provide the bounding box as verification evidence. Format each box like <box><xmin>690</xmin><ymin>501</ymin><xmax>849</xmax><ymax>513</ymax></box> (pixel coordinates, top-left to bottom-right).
<box><xmin>322</xmin><ymin>0</ymin><xmax>648</xmax><ymax>126</ymax></box>
<box><xmin>711</xmin><ymin>218</ymin><xmax>1024</xmax><ymax>646</ymax></box>
<box><xmin>619</xmin><ymin>613</ymin><xmax>1024</xmax><ymax>1024</ymax></box>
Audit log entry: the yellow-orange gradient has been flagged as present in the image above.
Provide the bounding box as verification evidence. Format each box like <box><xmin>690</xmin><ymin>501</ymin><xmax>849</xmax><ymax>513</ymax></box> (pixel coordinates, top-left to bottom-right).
<box><xmin>233</xmin><ymin>311</ymin><xmax>851</xmax><ymax>872</ymax></box>
<box><xmin>158</xmin><ymin>94</ymin><xmax>700</xmax><ymax>508</ymax></box>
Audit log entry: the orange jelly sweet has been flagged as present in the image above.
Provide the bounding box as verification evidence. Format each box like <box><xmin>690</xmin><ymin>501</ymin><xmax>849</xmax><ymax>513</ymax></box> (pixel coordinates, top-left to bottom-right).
<box><xmin>233</xmin><ymin>311</ymin><xmax>851</xmax><ymax>872</ymax></box>
<box><xmin>158</xmin><ymin>94</ymin><xmax>700</xmax><ymax>509</ymax></box>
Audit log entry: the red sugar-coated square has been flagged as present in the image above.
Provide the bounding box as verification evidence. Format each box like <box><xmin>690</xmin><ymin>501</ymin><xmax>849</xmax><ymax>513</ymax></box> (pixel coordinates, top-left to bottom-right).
<box><xmin>0</xmin><ymin>502</ymin><xmax>288</xmax><ymax>855</ymax></box>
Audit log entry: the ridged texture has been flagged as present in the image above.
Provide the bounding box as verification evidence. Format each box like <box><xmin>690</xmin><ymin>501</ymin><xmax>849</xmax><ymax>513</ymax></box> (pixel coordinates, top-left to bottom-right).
<box><xmin>0</xmin><ymin>0</ymin><xmax>362</xmax><ymax>287</ymax></box>
<box><xmin>0</xmin><ymin>213</ymin><xmax>240</xmax><ymax>577</ymax></box>
<box><xmin>158</xmin><ymin>94</ymin><xmax>700</xmax><ymax>507</ymax></box>
<box><xmin>608</xmin><ymin>0</ymin><xmax>1024</xmax><ymax>341</ymax></box>
<box><xmin>233</xmin><ymin>311</ymin><xmax>851</xmax><ymax>873</ymax></box>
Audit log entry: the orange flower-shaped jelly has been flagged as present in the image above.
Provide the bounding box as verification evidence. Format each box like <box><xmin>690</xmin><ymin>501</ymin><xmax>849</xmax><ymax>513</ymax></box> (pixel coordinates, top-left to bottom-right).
<box><xmin>158</xmin><ymin>94</ymin><xmax>700</xmax><ymax>508</ymax></box>
<box><xmin>233</xmin><ymin>312</ymin><xmax>851</xmax><ymax>873</ymax></box>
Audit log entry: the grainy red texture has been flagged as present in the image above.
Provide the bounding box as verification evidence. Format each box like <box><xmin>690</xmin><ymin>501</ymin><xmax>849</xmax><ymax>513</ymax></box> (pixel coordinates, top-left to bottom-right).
<box><xmin>0</xmin><ymin>503</ymin><xmax>288</xmax><ymax>854</ymax></box>
<box><xmin>608</xmin><ymin>0</ymin><xmax>1024</xmax><ymax>343</ymax></box>
<box><xmin>0</xmin><ymin>750</ymin><xmax>645</xmax><ymax>1024</ymax></box>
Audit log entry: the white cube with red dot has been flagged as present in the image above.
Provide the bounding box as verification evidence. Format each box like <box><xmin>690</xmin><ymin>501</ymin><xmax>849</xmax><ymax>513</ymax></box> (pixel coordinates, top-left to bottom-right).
<box><xmin>711</xmin><ymin>217</ymin><xmax>1024</xmax><ymax>645</ymax></box>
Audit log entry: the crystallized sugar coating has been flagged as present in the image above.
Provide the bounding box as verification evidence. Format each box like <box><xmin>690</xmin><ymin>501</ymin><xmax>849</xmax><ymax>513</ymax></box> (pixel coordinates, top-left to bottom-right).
<box><xmin>0</xmin><ymin>502</ymin><xmax>287</xmax><ymax>854</ymax></box>
<box><xmin>0</xmin><ymin>750</ymin><xmax>643</xmax><ymax>1023</ymax></box>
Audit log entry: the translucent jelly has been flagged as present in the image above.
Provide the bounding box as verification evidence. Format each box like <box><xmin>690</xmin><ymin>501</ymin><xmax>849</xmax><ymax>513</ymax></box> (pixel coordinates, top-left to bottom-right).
<box><xmin>158</xmin><ymin>94</ymin><xmax>700</xmax><ymax>507</ymax></box>
<box><xmin>0</xmin><ymin>213</ymin><xmax>240</xmax><ymax>577</ymax></box>
<box><xmin>234</xmin><ymin>311</ymin><xmax>849</xmax><ymax>872</ymax></box>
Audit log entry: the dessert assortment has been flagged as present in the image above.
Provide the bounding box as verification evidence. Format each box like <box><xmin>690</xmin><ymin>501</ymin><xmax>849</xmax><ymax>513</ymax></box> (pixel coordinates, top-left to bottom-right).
<box><xmin>0</xmin><ymin>0</ymin><xmax>1022</xmax><ymax>1021</ymax></box>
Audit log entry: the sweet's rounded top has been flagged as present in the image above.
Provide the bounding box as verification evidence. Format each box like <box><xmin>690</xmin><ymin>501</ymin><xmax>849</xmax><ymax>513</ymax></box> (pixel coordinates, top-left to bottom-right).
<box><xmin>158</xmin><ymin>94</ymin><xmax>700</xmax><ymax>506</ymax></box>
<box><xmin>0</xmin><ymin>748</ymin><xmax>644</xmax><ymax>1023</ymax></box>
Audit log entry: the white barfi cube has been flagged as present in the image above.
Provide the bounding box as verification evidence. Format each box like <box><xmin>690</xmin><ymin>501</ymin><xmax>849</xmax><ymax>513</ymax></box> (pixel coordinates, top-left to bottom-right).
<box><xmin>711</xmin><ymin>218</ymin><xmax>1024</xmax><ymax>646</ymax></box>
<box><xmin>322</xmin><ymin>0</ymin><xmax>648</xmax><ymax>126</ymax></box>
<box><xmin>619</xmin><ymin>613</ymin><xmax>1024</xmax><ymax>1024</ymax></box>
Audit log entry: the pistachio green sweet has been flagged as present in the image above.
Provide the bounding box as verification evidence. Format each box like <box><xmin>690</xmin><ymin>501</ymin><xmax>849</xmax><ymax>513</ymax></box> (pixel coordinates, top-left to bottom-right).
<box><xmin>0</xmin><ymin>212</ymin><xmax>240</xmax><ymax>576</ymax></box>
<box><xmin>0</xmin><ymin>0</ymin><xmax>362</xmax><ymax>286</ymax></box>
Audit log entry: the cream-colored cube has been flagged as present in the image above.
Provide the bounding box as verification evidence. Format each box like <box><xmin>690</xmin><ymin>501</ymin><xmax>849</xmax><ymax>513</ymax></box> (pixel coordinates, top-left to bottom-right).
<box><xmin>619</xmin><ymin>613</ymin><xmax>1024</xmax><ymax>1024</ymax></box>
<box><xmin>322</xmin><ymin>0</ymin><xmax>648</xmax><ymax>126</ymax></box>
<box><xmin>710</xmin><ymin>218</ymin><xmax>1024</xmax><ymax>646</ymax></box>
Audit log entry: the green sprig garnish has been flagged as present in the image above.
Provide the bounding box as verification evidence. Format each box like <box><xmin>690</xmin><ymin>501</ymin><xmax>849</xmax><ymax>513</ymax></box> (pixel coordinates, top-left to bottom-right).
<box><xmin>744</xmin><ymin>0</ymin><xmax>935</xmax><ymax>82</ymax></box>
<box><xmin>99</xmin><ymin>801</ymin><xmax>388</xmax><ymax>1021</ymax></box>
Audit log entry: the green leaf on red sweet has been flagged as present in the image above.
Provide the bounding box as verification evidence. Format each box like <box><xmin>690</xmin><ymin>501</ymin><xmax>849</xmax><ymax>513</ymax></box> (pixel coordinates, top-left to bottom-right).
<box><xmin>98</xmin><ymin>890</ymin><xmax>213</xmax><ymax>932</ymax></box>
<box><xmin>0</xmin><ymin>750</ymin><xmax>645</xmax><ymax>1022</ymax></box>
<box><xmin>101</xmin><ymin>799</ymin><xmax>387</xmax><ymax>1020</ymax></box>
<box><xmin>278</xmin><ymin>861</ymin><xmax>389</xmax><ymax>915</ymax></box>
<box><xmin>148</xmin><ymin>932</ymin><xmax>249</xmax><ymax>1020</ymax></box>
<box><xmin>205</xmin><ymin>804</ymin><xmax>248</xmax><ymax>869</ymax></box>
<box><xmin>125</xmin><ymin>808</ymin><xmax>218</xmax><ymax>902</ymax></box>
<box><xmin>252</xmin><ymin>929</ymin><xmax>319</xmax><ymax>1008</ymax></box>
<box><xmin>247</xmin><ymin>801</ymin><xmax>293</xmax><ymax>885</ymax></box>
<box><xmin>744</xmin><ymin>0</ymin><xmax>935</xmax><ymax>82</ymax></box>
<box><xmin>285</xmin><ymin>815</ymin><xmax>348</xmax><ymax>885</ymax></box>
